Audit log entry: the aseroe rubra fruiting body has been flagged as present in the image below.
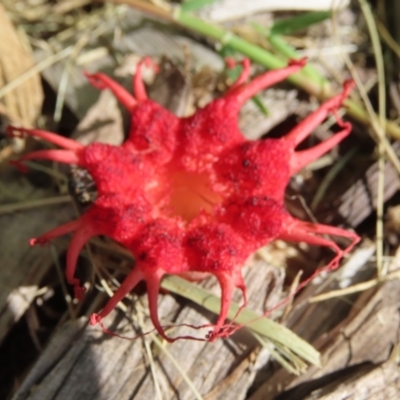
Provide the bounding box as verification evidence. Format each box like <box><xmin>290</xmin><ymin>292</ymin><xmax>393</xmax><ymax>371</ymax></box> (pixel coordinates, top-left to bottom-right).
<box><xmin>8</xmin><ymin>57</ymin><xmax>360</xmax><ymax>341</ymax></box>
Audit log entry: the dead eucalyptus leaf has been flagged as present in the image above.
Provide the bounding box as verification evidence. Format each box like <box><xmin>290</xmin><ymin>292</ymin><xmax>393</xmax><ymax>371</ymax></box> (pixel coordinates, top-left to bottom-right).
<box><xmin>0</xmin><ymin>5</ymin><xmax>43</xmax><ymax>126</ymax></box>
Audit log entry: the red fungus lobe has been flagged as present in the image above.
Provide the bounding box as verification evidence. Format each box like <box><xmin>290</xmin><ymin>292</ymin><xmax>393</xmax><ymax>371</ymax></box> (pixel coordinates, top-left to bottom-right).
<box><xmin>8</xmin><ymin>57</ymin><xmax>360</xmax><ymax>341</ymax></box>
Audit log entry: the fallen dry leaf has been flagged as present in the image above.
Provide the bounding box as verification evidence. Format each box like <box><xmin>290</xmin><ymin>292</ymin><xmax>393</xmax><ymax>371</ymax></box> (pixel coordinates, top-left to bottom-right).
<box><xmin>0</xmin><ymin>5</ymin><xmax>43</xmax><ymax>126</ymax></box>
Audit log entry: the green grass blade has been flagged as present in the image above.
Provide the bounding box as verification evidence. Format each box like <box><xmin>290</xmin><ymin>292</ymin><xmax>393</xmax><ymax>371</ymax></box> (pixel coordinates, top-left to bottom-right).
<box><xmin>271</xmin><ymin>11</ymin><xmax>331</xmax><ymax>35</ymax></box>
<box><xmin>173</xmin><ymin>7</ymin><xmax>400</xmax><ymax>140</ymax></box>
<box><xmin>251</xmin><ymin>22</ymin><xmax>327</xmax><ymax>83</ymax></box>
<box><xmin>181</xmin><ymin>0</ymin><xmax>218</xmax><ymax>12</ymax></box>
<box><xmin>252</xmin><ymin>94</ymin><xmax>269</xmax><ymax>115</ymax></box>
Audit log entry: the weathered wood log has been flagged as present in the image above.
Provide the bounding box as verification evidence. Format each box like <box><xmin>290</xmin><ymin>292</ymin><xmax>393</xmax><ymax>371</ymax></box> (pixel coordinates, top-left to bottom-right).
<box><xmin>338</xmin><ymin>142</ymin><xmax>400</xmax><ymax>227</ymax></box>
<box><xmin>249</xmin><ymin>248</ymin><xmax>400</xmax><ymax>400</ymax></box>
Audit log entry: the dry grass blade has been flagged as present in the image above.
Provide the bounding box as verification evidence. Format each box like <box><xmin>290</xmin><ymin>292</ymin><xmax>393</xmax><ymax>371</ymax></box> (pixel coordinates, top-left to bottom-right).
<box><xmin>135</xmin><ymin>310</ymin><xmax>164</xmax><ymax>400</ymax></box>
<box><xmin>375</xmin><ymin>17</ymin><xmax>400</xmax><ymax>59</ymax></box>
<box><xmin>50</xmin><ymin>244</ymin><xmax>77</xmax><ymax>320</ymax></box>
<box><xmin>53</xmin><ymin>0</ymin><xmax>94</xmax><ymax>15</ymax></box>
<box><xmin>0</xmin><ymin>195</ymin><xmax>72</xmax><ymax>215</ymax></box>
<box><xmin>357</xmin><ymin>0</ymin><xmax>387</xmax><ymax>278</ymax></box>
<box><xmin>150</xmin><ymin>334</ymin><xmax>205</xmax><ymax>400</ymax></box>
<box><xmin>53</xmin><ymin>35</ymin><xmax>91</xmax><ymax>123</ymax></box>
<box><xmin>0</xmin><ymin>5</ymin><xmax>43</xmax><ymax>126</ymax></box>
<box><xmin>333</xmin><ymin>1</ymin><xmax>394</xmax><ymax>278</ymax></box>
<box><xmin>355</xmin><ymin>0</ymin><xmax>386</xmax><ymax>277</ymax></box>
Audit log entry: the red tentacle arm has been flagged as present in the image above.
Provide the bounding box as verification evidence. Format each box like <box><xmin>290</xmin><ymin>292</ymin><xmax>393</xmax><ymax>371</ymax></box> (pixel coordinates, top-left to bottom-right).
<box><xmin>30</xmin><ymin>217</ymin><xmax>100</xmax><ymax>300</ymax></box>
<box><xmin>133</xmin><ymin>56</ymin><xmax>159</xmax><ymax>102</ymax></box>
<box><xmin>228</xmin><ymin>58</ymin><xmax>307</xmax><ymax>106</ymax></box>
<box><xmin>30</xmin><ymin>219</ymin><xmax>82</xmax><ymax>246</ymax></box>
<box><xmin>279</xmin><ymin>218</ymin><xmax>360</xmax><ymax>272</ymax></box>
<box><xmin>90</xmin><ymin>266</ymin><xmax>145</xmax><ymax>326</ymax></box>
<box><xmin>284</xmin><ymin>80</ymin><xmax>354</xmax><ymax>147</ymax></box>
<box><xmin>65</xmin><ymin>224</ymin><xmax>101</xmax><ymax>300</ymax></box>
<box><xmin>295</xmin><ymin>220</ymin><xmax>361</xmax><ymax>249</ymax></box>
<box><xmin>7</xmin><ymin>126</ymin><xmax>84</xmax><ymax>151</ymax></box>
<box><xmin>15</xmin><ymin>149</ymin><xmax>83</xmax><ymax>166</ymax></box>
<box><xmin>145</xmin><ymin>271</ymin><xmax>176</xmax><ymax>342</ymax></box>
<box><xmin>207</xmin><ymin>271</ymin><xmax>248</xmax><ymax>341</ymax></box>
<box><xmin>209</xmin><ymin>272</ymin><xmax>235</xmax><ymax>341</ymax></box>
<box><xmin>84</xmin><ymin>71</ymin><xmax>138</xmax><ymax>112</ymax></box>
<box><xmin>290</xmin><ymin>122</ymin><xmax>352</xmax><ymax>174</ymax></box>
<box><xmin>224</xmin><ymin>57</ymin><xmax>251</xmax><ymax>94</ymax></box>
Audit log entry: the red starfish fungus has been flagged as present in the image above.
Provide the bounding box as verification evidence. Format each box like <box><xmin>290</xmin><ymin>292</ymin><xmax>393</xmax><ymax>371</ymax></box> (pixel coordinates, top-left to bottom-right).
<box><xmin>8</xmin><ymin>57</ymin><xmax>360</xmax><ymax>341</ymax></box>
